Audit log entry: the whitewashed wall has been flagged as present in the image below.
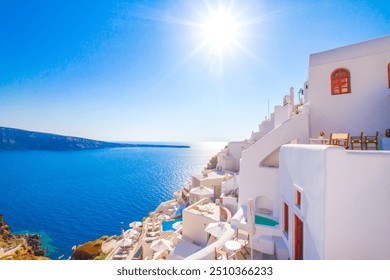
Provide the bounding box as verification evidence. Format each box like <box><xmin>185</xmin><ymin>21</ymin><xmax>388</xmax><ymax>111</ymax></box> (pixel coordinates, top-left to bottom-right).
<box><xmin>325</xmin><ymin>148</ymin><xmax>390</xmax><ymax>259</ymax></box>
<box><xmin>216</xmin><ymin>140</ymin><xmax>252</xmax><ymax>172</ymax></box>
<box><xmin>308</xmin><ymin>35</ymin><xmax>390</xmax><ymax>140</ymax></box>
<box><xmin>199</xmin><ymin>177</ymin><xmax>224</xmax><ymax>189</ymax></box>
<box><xmin>274</xmin><ymin>104</ymin><xmax>293</xmax><ymax>128</ymax></box>
<box><xmin>259</xmin><ymin>113</ymin><xmax>275</xmax><ymax>136</ymax></box>
<box><xmin>182</xmin><ymin>205</ymin><xmax>219</xmax><ymax>246</ymax></box>
<box><xmin>279</xmin><ymin>144</ymin><xmax>390</xmax><ymax>259</ymax></box>
<box><xmin>239</xmin><ymin>114</ymin><xmax>309</xmax><ymax>219</ymax></box>
<box><xmin>279</xmin><ymin>144</ymin><xmax>329</xmax><ymax>260</ymax></box>
<box><xmin>228</xmin><ymin>140</ymin><xmax>252</xmax><ymax>161</ymax></box>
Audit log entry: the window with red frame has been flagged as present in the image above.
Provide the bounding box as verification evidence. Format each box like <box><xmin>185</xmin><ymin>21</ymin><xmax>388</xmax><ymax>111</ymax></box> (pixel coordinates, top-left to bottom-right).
<box><xmin>331</xmin><ymin>68</ymin><xmax>351</xmax><ymax>95</ymax></box>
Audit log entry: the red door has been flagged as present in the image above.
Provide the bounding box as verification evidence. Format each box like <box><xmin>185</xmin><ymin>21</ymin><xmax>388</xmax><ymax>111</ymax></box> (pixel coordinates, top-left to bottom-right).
<box><xmin>294</xmin><ymin>214</ymin><xmax>303</xmax><ymax>260</ymax></box>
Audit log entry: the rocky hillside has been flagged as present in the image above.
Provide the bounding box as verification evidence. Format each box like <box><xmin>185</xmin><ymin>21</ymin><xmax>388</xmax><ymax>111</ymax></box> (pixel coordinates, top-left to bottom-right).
<box><xmin>0</xmin><ymin>126</ymin><xmax>189</xmax><ymax>151</ymax></box>
<box><xmin>70</xmin><ymin>236</ymin><xmax>111</xmax><ymax>260</ymax></box>
<box><xmin>0</xmin><ymin>215</ymin><xmax>50</xmax><ymax>260</ymax></box>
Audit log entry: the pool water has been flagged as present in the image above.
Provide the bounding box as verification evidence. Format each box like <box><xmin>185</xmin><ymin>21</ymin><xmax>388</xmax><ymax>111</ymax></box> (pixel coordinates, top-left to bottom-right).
<box><xmin>175</xmin><ymin>207</ymin><xmax>183</xmax><ymax>216</ymax></box>
<box><xmin>255</xmin><ymin>215</ymin><xmax>279</xmax><ymax>227</ymax></box>
<box><xmin>162</xmin><ymin>218</ymin><xmax>182</xmax><ymax>231</ymax></box>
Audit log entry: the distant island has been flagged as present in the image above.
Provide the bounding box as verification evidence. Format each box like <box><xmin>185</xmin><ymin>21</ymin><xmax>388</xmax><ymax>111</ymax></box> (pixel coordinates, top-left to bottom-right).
<box><xmin>0</xmin><ymin>127</ymin><xmax>190</xmax><ymax>151</ymax></box>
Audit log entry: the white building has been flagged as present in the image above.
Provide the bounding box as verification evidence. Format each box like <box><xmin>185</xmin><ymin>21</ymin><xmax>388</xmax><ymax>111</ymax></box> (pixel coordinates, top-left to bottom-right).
<box><xmin>216</xmin><ymin>140</ymin><xmax>253</xmax><ymax>172</ymax></box>
<box><xmin>233</xmin><ymin>35</ymin><xmax>390</xmax><ymax>260</ymax></box>
<box><xmin>182</xmin><ymin>198</ymin><xmax>220</xmax><ymax>247</ymax></box>
<box><xmin>279</xmin><ymin>144</ymin><xmax>390</xmax><ymax>259</ymax></box>
<box><xmin>190</xmin><ymin>170</ymin><xmax>232</xmax><ymax>201</ymax></box>
<box><xmin>308</xmin><ymin>35</ymin><xmax>390</xmax><ymax>139</ymax></box>
<box><xmin>189</xmin><ymin>186</ymin><xmax>214</xmax><ymax>205</ymax></box>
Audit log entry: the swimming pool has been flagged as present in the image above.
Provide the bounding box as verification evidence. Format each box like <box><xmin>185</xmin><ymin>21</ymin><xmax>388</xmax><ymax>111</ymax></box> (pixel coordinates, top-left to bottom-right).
<box><xmin>255</xmin><ymin>215</ymin><xmax>279</xmax><ymax>227</ymax></box>
<box><xmin>162</xmin><ymin>217</ymin><xmax>183</xmax><ymax>231</ymax></box>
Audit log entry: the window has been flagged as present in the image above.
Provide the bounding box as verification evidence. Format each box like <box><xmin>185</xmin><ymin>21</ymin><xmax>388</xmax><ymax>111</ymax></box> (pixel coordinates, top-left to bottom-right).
<box><xmin>388</xmin><ymin>63</ymin><xmax>390</xmax><ymax>88</ymax></box>
<box><xmin>283</xmin><ymin>202</ymin><xmax>289</xmax><ymax>235</ymax></box>
<box><xmin>295</xmin><ymin>191</ymin><xmax>301</xmax><ymax>209</ymax></box>
<box><xmin>331</xmin><ymin>68</ymin><xmax>351</xmax><ymax>95</ymax></box>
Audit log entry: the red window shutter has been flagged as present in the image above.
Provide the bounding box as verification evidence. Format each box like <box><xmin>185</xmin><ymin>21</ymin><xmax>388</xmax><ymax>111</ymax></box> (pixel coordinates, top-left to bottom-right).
<box><xmin>331</xmin><ymin>68</ymin><xmax>351</xmax><ymax>95</ymax></box>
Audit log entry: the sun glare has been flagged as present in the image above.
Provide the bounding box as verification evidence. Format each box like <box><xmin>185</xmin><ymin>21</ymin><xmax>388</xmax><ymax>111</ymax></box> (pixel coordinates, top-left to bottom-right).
<box><xmin>202</xmin><ymin>7</ymin><xmax>239</xmax><ymax>55</ymax></box>
<box><xmin>151</xmin><ymin>1</ymin><xmax>261</xmax><ymax>78</ymax></box>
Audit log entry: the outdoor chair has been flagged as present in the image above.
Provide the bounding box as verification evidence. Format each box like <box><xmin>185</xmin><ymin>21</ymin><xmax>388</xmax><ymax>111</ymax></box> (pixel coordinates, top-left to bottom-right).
<box><xmin>350</xmin><ymin>132</ymin><xmax>364</xmax><ymax>150</ymax></box>
<box><xmin>152</xmin><ymin>250</ymin><xmax>168</xmax><ymax>260</ymax></box>
<box><xmin>234</xmin><ymin>229</ymin><xmax>250</xmax><ymax>258</ymax></box>
<box><xmin>329</xmin><ymin>133</ymin><xmax>350</xmax><ymax>149</ymax></box>
<box><xmin>146</xmin><ymin>230</ymin><xmax>160</xmax><ymax>237</ymax></box>
<box><xmin>214</xmin><ymin>247</ymin><xmax>233</xmax><ymax>260</ymax></box>
<box><xmin>147</xmin><ymin>221</ymin><xmax>161</xmax><ymax>231</ymax></box>
<box><xmin>144</xmin><ymin>236</ymin><xmax>158</xmax><ymax>243</ymax></box>
<box><xmin>113</xmin><ymin>252</ymin><xmax>127</xmax><ymax>260</ymax></box>
<box><xmin>365</xmin><ymin>131</ymin><xmax>379</xmax><ymax>150</ymax></box>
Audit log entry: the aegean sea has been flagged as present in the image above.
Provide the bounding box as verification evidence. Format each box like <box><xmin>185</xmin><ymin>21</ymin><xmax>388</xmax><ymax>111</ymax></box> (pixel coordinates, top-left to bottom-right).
<box><xmin>0</xmin><ymin>142</ymin><xmax>224</xmax><ymax>259</ymax></box>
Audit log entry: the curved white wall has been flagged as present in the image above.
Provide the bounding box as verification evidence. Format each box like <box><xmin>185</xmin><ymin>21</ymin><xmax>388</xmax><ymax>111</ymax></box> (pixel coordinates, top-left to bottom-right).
<box><xmin>184</xmin><ymin>228</ymin><xmax>235</xmax><ymax>260</ymax></box>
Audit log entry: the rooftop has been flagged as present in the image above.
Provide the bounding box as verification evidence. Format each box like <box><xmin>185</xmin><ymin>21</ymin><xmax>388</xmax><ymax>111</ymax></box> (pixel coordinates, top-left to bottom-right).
<box><xmin>185</xmin><ymin>200</ymin><xmax>220</xmax><ymax>221</ymax></box>
<box><xmin>309</xmin><ymin>35</ymin><xmax>390</xmax><ymax>67</ymax></box>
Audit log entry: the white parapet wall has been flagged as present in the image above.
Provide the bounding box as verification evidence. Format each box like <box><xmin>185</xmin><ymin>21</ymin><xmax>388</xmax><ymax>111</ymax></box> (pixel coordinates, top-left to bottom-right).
<box><xmin>184</xmin><ymin>227</ymin><xmax>236</xmax><ymax>260</ymax></box>
<box><xmin>279</xmin><ymin>144</ymin><xmax>390</xmax><ymax>259</ymax></box>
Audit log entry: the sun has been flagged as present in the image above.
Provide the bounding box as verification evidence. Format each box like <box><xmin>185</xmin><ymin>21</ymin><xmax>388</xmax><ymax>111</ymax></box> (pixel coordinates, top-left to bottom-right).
<box><xmin>201</xmin><ymin>7</ymin><xmax>239</xmax><ymax>55</ymax></box>
<box><xmin>146</xmin><ymin>1</ymin><xmax>260</xmax><ymax>78</ymax></box>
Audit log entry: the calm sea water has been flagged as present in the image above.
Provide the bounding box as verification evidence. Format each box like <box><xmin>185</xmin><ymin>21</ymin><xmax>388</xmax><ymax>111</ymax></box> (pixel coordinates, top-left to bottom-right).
<box><xmin>0</xmin><ymin>142</ymin><xmax>225</xmax><ymax>259</ymax></box>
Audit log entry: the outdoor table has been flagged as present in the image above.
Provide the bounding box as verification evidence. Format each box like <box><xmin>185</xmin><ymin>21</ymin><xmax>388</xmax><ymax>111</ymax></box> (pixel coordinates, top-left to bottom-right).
<box><xmin>224</xmin><ymin>240</ymin><xmax>241</xmax><ymax>260</ymax></box>
<box><xmin>309</xmin><ymin>138</ymin><xmax>329</xmax><ymax>145</ymax></box>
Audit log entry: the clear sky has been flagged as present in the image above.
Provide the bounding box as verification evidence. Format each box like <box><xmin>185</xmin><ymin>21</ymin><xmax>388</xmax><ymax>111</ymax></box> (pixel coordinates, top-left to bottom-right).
<box><xmin>0</xmin><ymin>0</ymin><xmax>389</xmax><ymax>142</ymax></box>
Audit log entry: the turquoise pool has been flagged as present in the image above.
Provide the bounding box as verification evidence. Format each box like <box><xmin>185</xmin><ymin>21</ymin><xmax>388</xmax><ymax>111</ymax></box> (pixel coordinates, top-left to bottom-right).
<box><xmin>255</xmin><ymin>215</ymin><xmax>279</xmax><ymax>227</ymax></box>
<box><xmin>162</xmin><ymin>217</ymin><xmax>182</xmax><ymax>231</ymax></box>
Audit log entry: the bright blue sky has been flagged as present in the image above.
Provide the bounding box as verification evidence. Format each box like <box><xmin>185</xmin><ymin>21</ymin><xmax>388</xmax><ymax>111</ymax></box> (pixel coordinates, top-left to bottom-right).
<box><xmin>0</xmin><ymin>0</ymin><xmax>389</xmax><ymax>142</ymax></box>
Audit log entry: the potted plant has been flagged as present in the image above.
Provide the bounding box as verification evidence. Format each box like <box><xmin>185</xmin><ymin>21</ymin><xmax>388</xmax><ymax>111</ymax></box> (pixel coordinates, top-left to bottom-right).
<box><xmin>319</xmin><ymin>131</ymin><xmax>325</xmax><ymax>139</ymax></box>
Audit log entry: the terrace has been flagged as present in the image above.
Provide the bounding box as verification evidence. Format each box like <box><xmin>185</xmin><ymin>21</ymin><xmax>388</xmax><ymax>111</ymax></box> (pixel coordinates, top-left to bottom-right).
<box><xmin>309</xmin><ymin>131</ymin><xmax>387</xmax><ymax>150</ymax></box>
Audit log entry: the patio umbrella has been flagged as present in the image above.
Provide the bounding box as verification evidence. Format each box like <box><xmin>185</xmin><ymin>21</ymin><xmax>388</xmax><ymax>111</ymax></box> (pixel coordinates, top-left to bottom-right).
<box><xmin>190</xmin><ymin>186</ymin><xmax>213</xmax><ymax>196</ymax></box>
<box><xmin>189</xmin><ymin>186</ymin><xmax>213</xmax><ymax>204</ymax></box>
<box><xmin>172</xmin><ymin>221</ymin><xmax>183</xmax><ymax>230</ymax></box>
<box><xmin>150</xmin><ymin>239</ymin><xmax>173</xmax><ymax>252</ymax></box>
<box><xmin>118</xmin><ymin>238</ymin><xmax>133</xmax><ymax>248</ymax></box>
<box><xmin>248</xmin><ymin>198</ymin><xmax>256</xmax><ymax>260</ymax></box>
<box><xmin>205</xmin><ymin>222</ymin><xmax>230</xmax><ymax>238</ymax></box>
<box><xmin>158</xmin><ymin>214</ymin><xmax>171</xmax><ymax>221</ymax></box>
<box><xmin>129</xmin><ymin>221</ymin><xmax>142</xmax><ymax>228</ymax></box>
<box><xmin>127</xmin><ymin>229</ymin><xmax>139</xmax><ymax>238</ymax></box>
